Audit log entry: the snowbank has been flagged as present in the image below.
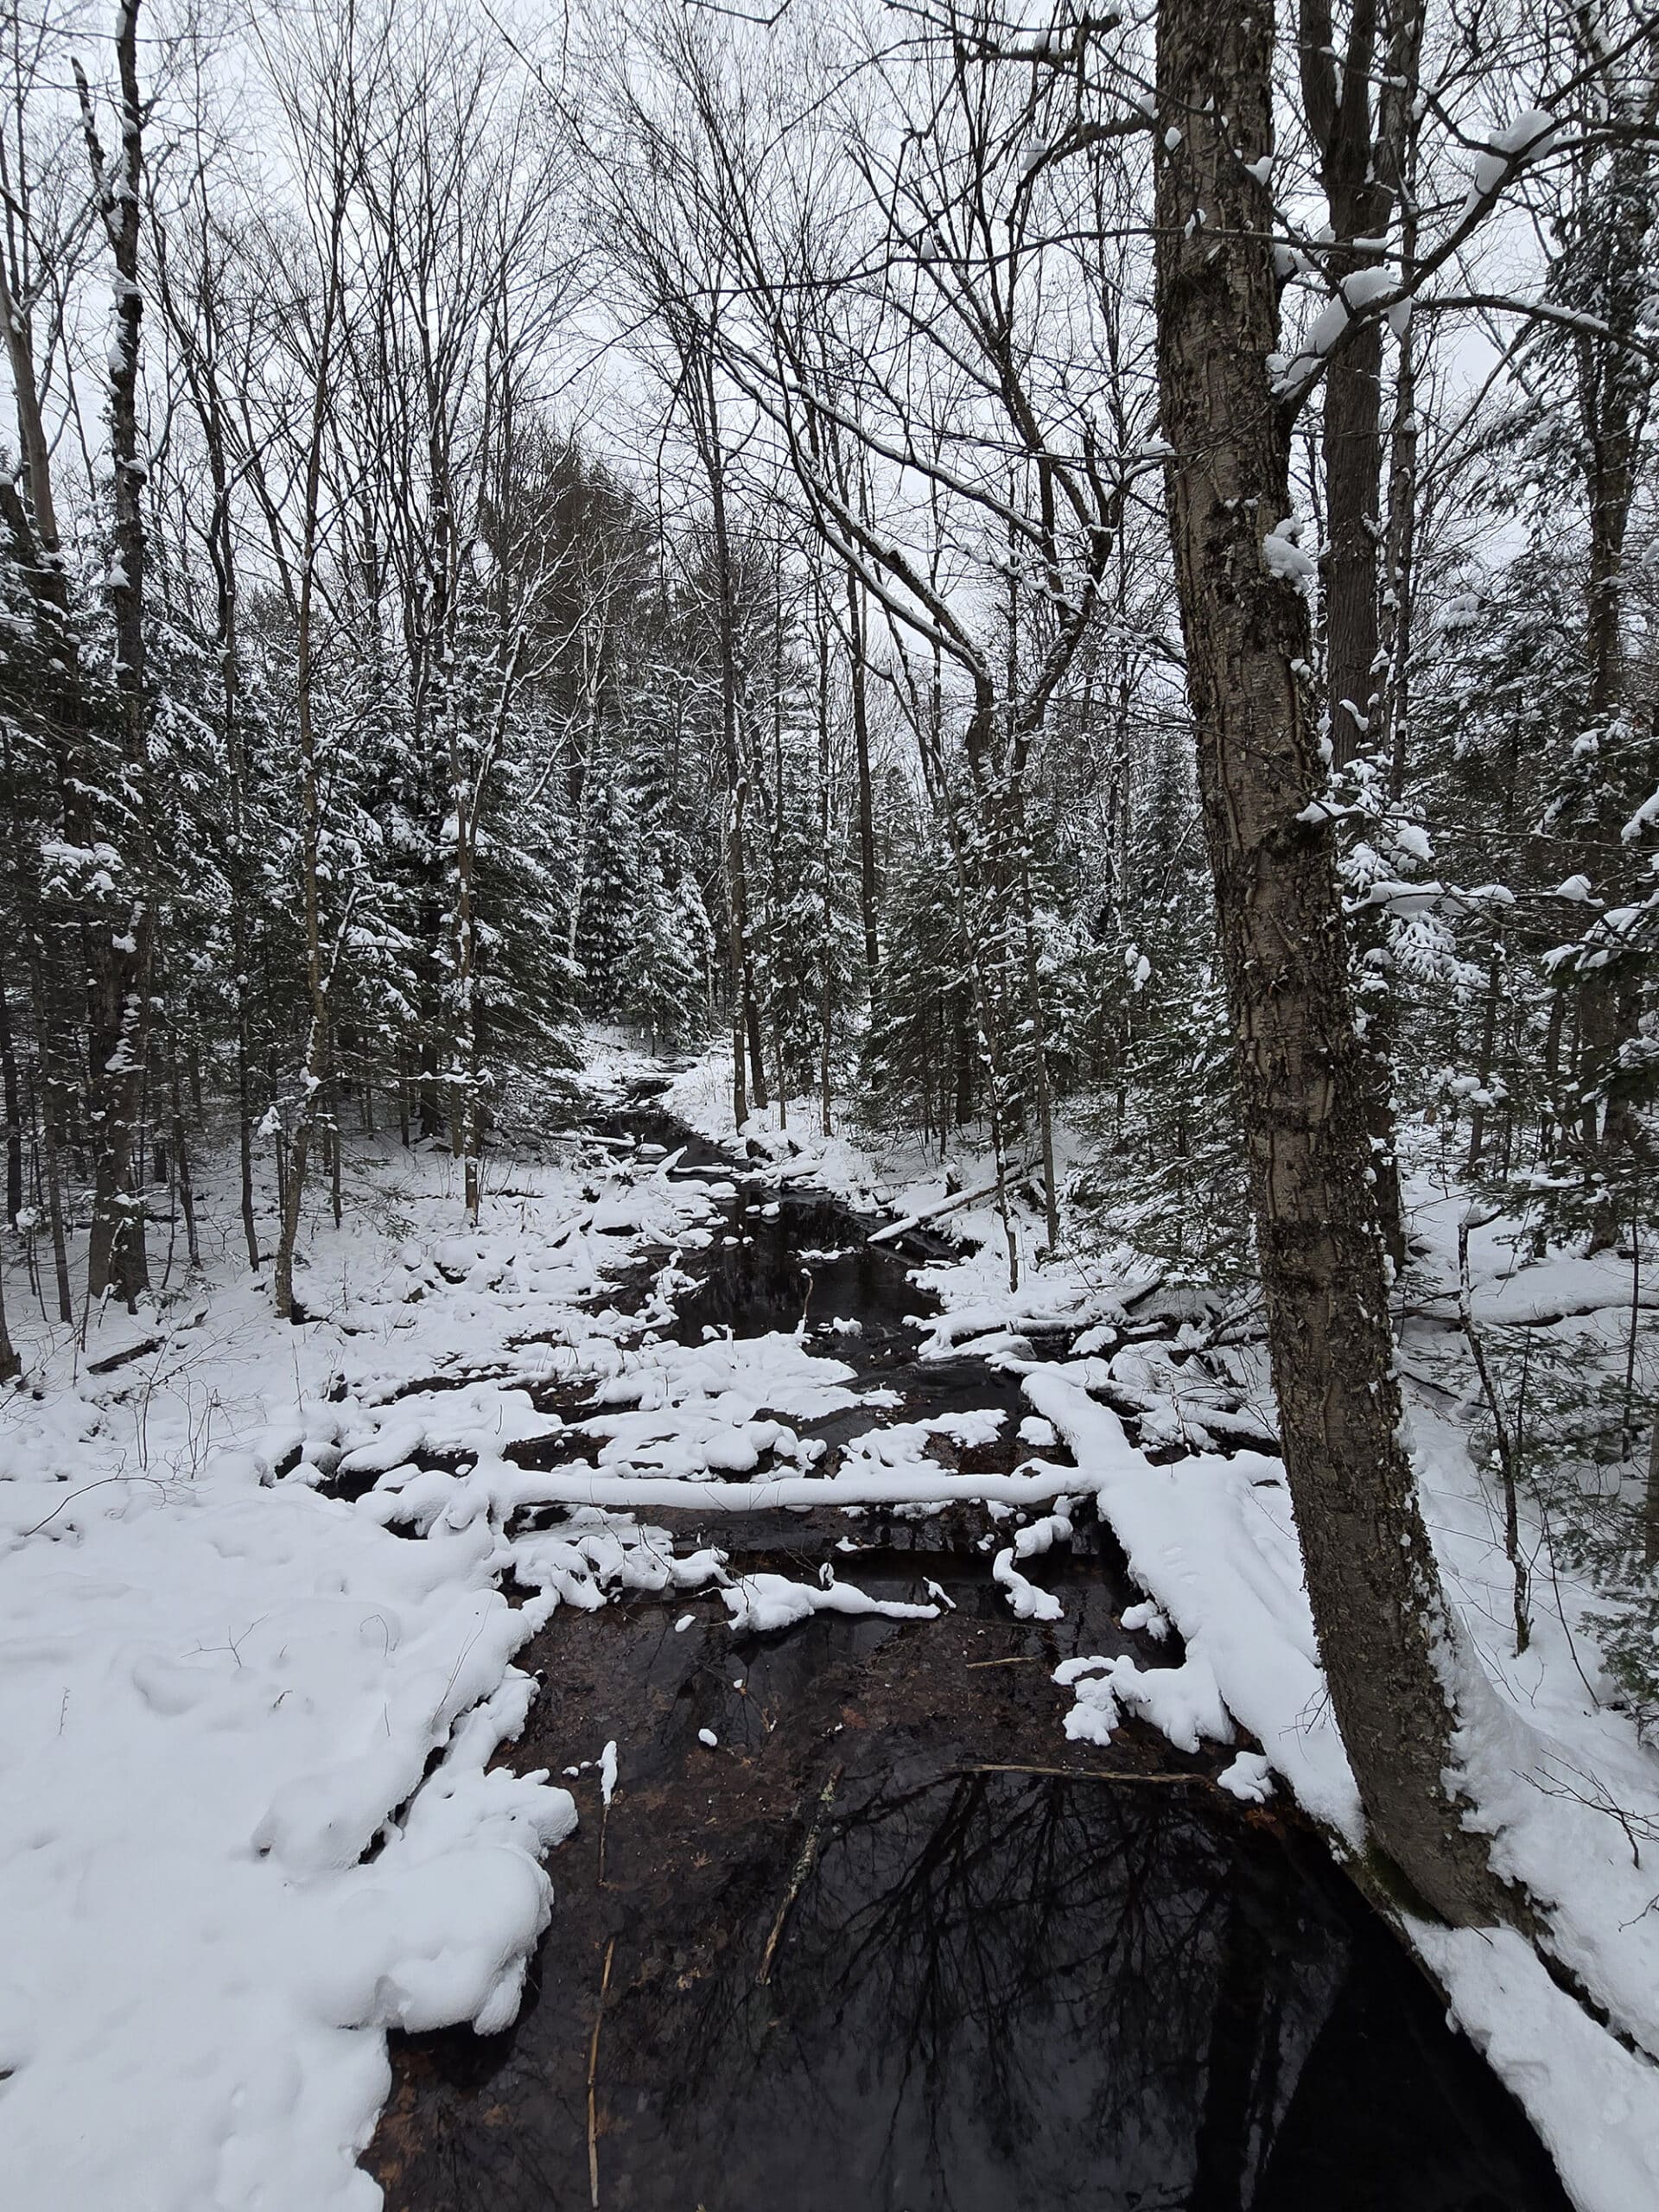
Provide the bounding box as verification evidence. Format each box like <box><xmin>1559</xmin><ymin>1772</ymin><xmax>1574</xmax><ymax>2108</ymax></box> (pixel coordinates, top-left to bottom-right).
<box><xmin>0</xmin><ymin>1130</ymin><xmax>715</xmax><ymax>2211</ymax></box>
<box><xmin>0</xmin><ymin>1434</ymin><xmax>575</xmax><ymax>2212</ymax></box>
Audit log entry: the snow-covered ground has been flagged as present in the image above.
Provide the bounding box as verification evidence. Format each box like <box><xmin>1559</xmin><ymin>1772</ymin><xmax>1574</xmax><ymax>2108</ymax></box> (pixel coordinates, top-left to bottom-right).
<box><xmin>0</xmin><ymin>1108</ymin><xmax>748</xmax><ymax>2210</ymax></box>
<box><xmin>6</xmin><ymin>1037</ymin><xmax>1659</xmax><ymax>2211</ymax></box>
<box><xmin>0</xmin><ymin>1061</ymin><xmax>1157</xmax><ymax>2210</ymax></box>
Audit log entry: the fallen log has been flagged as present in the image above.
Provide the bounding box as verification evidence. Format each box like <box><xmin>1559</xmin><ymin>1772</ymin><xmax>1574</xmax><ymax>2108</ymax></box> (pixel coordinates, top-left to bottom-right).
<box><xmin>868</xmin><ymin>1166</ymin><xmax>1036</xmax><ymax>1247</ymax></box>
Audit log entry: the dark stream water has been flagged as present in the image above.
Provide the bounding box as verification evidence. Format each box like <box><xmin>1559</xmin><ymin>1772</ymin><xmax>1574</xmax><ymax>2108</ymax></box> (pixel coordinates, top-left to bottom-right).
<box><xmin>363</xmin><ymin>1097</ymin><xmax>1570</xmax><ymax>2212</ymax></box>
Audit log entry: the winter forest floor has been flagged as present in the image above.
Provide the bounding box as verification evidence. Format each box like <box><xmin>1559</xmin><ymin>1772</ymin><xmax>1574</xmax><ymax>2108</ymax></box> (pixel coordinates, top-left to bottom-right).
<box><xmin>3</xmin><ymin>1040</ymin><xmax>1659</xmax><ymax>2210</ymax></box>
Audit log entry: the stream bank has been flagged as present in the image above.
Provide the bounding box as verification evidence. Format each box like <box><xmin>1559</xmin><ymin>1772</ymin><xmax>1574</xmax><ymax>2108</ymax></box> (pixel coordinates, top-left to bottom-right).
<box><xmin>363</xmin><ymin>1101</ymin><xmax>1572</xmax><ymax>2212</ymax></box>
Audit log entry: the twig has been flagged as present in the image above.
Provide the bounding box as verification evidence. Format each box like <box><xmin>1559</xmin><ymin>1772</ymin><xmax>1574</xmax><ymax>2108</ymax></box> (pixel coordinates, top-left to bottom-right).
<box><xmin>587</xmin><ymin>1936</ymin><xmax>616</xmax><ymax>2211</ymax></box>
<box><xmin>22</xmin><ymin>1473</ymin><xmax>166</xmax><ymax>1536</ymax></box>
<box><xmin>948</xmin><ymin>1762</ymin><xmax>1215</xmax><ymax>1789</ymax></box>
<box><xmin>1524</xmin><ymin>1758</ymin><xmax>1655</xmax><ymax>1872</ymax></box>
<box><xmin>758</xmin><ymin>1764</ymin><xmax>842</xmax><ymax>1984</ymax></box>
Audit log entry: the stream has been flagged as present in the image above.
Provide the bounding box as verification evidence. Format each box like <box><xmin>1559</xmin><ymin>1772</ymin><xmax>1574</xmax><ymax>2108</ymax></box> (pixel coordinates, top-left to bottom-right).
<box><xmin>363</xmin><ymin>1100</ymin><xmax>1571</xmax><ymax>2212</ymax></box>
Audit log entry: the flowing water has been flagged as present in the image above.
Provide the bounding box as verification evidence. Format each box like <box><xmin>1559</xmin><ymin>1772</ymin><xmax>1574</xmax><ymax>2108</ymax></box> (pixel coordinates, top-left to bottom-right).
<box><xmin>363</xmin><ymin>1103</ymin><xmax>1570</xmax><ymax>2212</ymax></box>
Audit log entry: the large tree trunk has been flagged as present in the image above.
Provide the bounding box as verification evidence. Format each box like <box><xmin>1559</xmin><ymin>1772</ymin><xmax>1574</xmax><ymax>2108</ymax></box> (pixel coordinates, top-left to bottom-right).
<box><xmin>204</xmin><ymin>373</ymin><xmax>263</xmax><ymax>1274</ymax></box>
<box><xmin>1154</xmin><ymin>0</ymin><xmax>1513</xmax><ymax>1927</ymax></box>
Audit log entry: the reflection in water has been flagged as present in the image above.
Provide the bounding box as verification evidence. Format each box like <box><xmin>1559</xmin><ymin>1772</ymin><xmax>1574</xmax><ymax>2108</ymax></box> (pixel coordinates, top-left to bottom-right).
<box><xmin>610</xmin><ymin>1767</ymin><xmax>1557</xmax><ymax>2212</ymax></box>
<box><xmin>669</xmin><ymin>1186</ymin><xmax>937</xmax><ymax>1344</ymax></box>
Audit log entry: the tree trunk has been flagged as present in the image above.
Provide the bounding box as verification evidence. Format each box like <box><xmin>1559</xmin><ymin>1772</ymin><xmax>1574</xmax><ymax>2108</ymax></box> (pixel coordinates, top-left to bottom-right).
<box><xmin>76</xmin><ymin>1</ymin><xmax>153</xmax><ymax>1311</ymax></box>
<box><xmin>1154</xmin><ymin>0</ymin><xmax>1513</xmax><ymax>1927</ymax></box>
<box><xmin>953</xmin><ymin>994</ymin><xmax>975</xmax><ymax>1128</ymax></box>
<box><xmin>0</xmin><ymin>1228</ymin><xmax>18</xmax><ymax>1381</ymax></box>
<box><xmin>273</xmin><ymin>195</ymin><xmax>346</xmax><ymax>1320</ymax></box>
<box><xmin>745</xmin><ymin>991</ymin><xmax>768</xmax><ymax>1110</ymax></box>
<box><xmin>847</xmin><ymin>570</ymin><xmax>880</xmax><ymax>986</ymax></box>
<box><xmin>238</xmin><ymin>1025</ymin><xmax>260</xmax><ymax>1271</ymax></box>
<box><xmin>1466</xmin><ymin>942</ymin><xmax>1503</xmax><ymax>1173</ymax></box>
<box><xmin>168</xmin><ymin>1034</ymin><xmax>200</xmax><ymax>1272</ymax></box>
<box><xmin>200</xmin><ymin>351</ymin><xmax>261</xmax><ymax>1273</ymax></box>
<box><xmin>29</xmin><ymin>980</ymin><xmax>73</xmax><ymax>1326</ymax></box>
<box><xmin>1298</xmin><ymin>0</ymin><xmax>1420</xmax><ymax>1274</ymax></box>
<box><xmin>1016</xmin><ymin>822</ymin><xmax>1060</xmax><ymax>1252</ymax></box>
<box><xmin>817</xmin><ymin>591</ymin><xmax>836</xmax><ymax>1137</ymax></box>
<box><xmin>0</xmin><ymin>950</ymin><xmax>22</xmax><ymax>1226</ymax></box>
<box><xmin>1570</xmin><ymin>125</ymin><xmax>1651</xmax><ymax>1247</ymax></box>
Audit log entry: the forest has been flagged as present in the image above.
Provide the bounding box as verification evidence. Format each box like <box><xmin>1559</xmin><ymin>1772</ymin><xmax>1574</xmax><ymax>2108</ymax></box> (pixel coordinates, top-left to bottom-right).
<box><xmin>3</xmin><ymin>0</ymin><xmax>1659</xmax><ymax>2208</ymax></box>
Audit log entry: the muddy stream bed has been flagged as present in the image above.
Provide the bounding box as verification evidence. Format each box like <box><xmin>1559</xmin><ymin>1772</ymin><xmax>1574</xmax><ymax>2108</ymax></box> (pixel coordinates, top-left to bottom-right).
<box><xmin>363</xmin><ymin>1103</ymin><xmax>1570</xmax><ymax>2212</ymax></box>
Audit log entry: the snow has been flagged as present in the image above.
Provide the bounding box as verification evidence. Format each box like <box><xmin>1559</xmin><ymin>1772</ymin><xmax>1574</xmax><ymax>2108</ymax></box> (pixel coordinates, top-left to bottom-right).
<box><xmin>1262</xmin><ymin>516</ymin><xmax>1318</xmax><ymax>587</ymax></box>
<box><xmin>1467</xmin><ymin>109</ymin><xmax>1560</xmax><ymax>204</ymax></box>
<box><xmin>992</xmin><ymin>1541</ymin><xmax>1065</xmax><ymax>1619</ymax></box>
<box><xmin>1055</xmin><ymin>1649</ymin><xmax>1233</xmax><ymax>1753</ymax></box>
<box><xmin>0</xmin><ymin>1119</ymin><xmax>730</xmax><ymax>2210</ymax></box>
<box><xmin>1022</xmin><ymin>1364</ymin><xmax>1363</xmax><ymax>1836</ymax></box>
<box><xmin>1122</xmin><ymin>1599</ymin><xmax>1170</xmax><ymax>1640</ymax></box>
<box><xmin>1411</xmin><ymin>1925</ymin><xmax>1659</xmax><ymax>2208</ymax></box>
<box><xmin>719</xmin><ymin>1569</ymin><xmax>941</xmax><ymax>1634</ymax></box>
<box><xmin>1217</xmin><ymin>1751</ymin><xmax>1274</xmax><ymax>1802</ymax></box>
<box><xmin>0</xmin><ymin>1446</ymin><xmax>575</xmax><ymax>2211</ymax></box>
<box><xmin>10</xmin><ymin>1033</ymin><xmax>1659</xmax><ymax>2212</ymax></box>
<box><xmin>404</xmin><ymin>1459</ymin><xmax>1084</xmax><ymax>1517</ymax></box>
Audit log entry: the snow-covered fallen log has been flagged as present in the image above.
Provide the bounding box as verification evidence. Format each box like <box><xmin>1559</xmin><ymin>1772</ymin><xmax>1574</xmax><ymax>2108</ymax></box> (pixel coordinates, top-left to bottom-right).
<box><xmin>867</xmin><ymin>1167</ymin><xmax>1035</xmax><ymax>1245</ymax></box>
<box><xmin>474</xmin><ymin>1462</ymin><xmax>1084</xmax><ymax>1515</ymax></box>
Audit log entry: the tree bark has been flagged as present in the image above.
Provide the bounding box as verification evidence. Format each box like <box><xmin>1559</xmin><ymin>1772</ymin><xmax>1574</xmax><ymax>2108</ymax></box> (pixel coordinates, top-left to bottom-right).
<box><xmin>0</xmin><ymin>947</ymin><xmax>22</xmax><ymax>1226</ymax></box>
<box><xmin>701</xmin><ymin>355</ymin><xmax>765</xmax><ymax>1121</ymax></box>
<box><xmin>168</xmin><ymin>1030</ymin><xmax>200</xmax><ymax>1271</ymax></box>
<box><xmin>1154</xmin><ymin>0</ymin><xmax>1514</xmax><ymax>1926</ymax></box>
<box><xmin>847</xmin><ymin>570</ymin><xmax>880</xmax><ymax>987</ymax></box>
<box><xmin>1298</xmin><ymin>0</ymin><xmax>1424</xmax><ymax>1273</ymax></box>
<box><xmin>273</xmin><ymin>181</ymin><xmax>347</xmax><ymax>1320</ymax></box>
<box><xmin>76</xmin><ymin>1</ymin><xmax>154</xmax><ymax>1310</ymax></box>
<box><xmin>0</xmin><ymin>1219</ymin><xmax>18</xmax><ymax>1380</ymax></box>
